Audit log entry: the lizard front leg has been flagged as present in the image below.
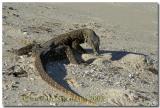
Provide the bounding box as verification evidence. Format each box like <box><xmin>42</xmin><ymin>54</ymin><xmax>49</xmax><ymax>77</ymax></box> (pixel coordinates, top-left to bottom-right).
<box><xmin>64</xmin><ymin>45</ymin><xmax>79</xmax><ymax>64</ymax></box>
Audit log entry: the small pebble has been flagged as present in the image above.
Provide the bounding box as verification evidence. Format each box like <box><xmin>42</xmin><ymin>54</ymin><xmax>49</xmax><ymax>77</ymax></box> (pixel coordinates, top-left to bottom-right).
<box><xmin>84</xmin><ymin>70</ymin><xmax>89</xmax><ymax>74</ymax></box>
<box><xmin>115</xmin><ymin>82</ymin><xmax>120</xmax><ymax>85</ymax></box>
<box><xmin>19</xmin><ymin>56</ymin><xmax>24</xmax><ymax>59</ymax></box>
<box><xmin>30</xmin><ymin>77</ymin><xmax>35</xmax><ymax>81</ymax></box>
<box><xmin>152</xmin><ymin>100</ymin><xmax>158</xmax><ymax>106</ymax></box>
<box><xmin>23</xmin><ymin>88</ymin><xmax>27</xmax><ymax>91</ymax></box>
<box><xmin>23</xmin><ymin>32</ymin><xmax>28</xmax><ymax>35</ymax></box>
<box><xmin>49</xmin><ymin>102</ymin><xmax>57</xmax><ymax>106</ymax></box>
<box><xmin>3</xmin><ymin>96</ymin><xmax>7</xmax><ymax>100</ymax></box>
<box><xmin>129</xmin><ymin>73</ymin><xmax>134</xmax><ymax>78</ymax></box>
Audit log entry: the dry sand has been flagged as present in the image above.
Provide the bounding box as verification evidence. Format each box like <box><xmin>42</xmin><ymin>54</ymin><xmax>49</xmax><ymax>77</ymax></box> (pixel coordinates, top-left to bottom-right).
<box><xmin>2</xmin><ymin>3</ymin><xmax>158</xmax><ymax>106</ymax></box>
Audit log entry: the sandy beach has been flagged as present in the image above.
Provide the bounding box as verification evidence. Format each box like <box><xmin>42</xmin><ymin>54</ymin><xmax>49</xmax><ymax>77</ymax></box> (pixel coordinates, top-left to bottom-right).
<box><xmin>2</xmin><ymin>3</ymin><xmax>158</xmax><ymax>106</ymax></box>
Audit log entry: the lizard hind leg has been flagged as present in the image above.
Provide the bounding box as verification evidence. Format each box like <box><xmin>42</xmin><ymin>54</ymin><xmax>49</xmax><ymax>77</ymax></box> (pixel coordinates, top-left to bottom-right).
<box><xmin>64</xmin><ymin>45</ymin><xmax>79</xmax><ymax>64</ymax></box>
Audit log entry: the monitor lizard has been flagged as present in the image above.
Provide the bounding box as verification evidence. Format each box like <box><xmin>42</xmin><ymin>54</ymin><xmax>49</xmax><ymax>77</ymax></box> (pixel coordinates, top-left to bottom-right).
<box><xmin>12</xmin><ymin>28</ymin><xmax>100</xmax><ymax>105</ymax></box>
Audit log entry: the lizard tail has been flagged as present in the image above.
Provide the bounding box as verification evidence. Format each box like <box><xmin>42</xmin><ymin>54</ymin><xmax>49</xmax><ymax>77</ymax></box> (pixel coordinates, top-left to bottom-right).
<box><xmin>34</xmin><ymin>51</ymin><xmax>96</xmax><ymax>106</ymax></box>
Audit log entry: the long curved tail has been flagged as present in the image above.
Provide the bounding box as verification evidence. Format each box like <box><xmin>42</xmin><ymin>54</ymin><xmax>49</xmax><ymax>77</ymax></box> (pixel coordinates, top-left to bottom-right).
<box><xmin>34</xmin><ymin>50</ymin><xmax>96</xmax><ymax>106</ymax></box>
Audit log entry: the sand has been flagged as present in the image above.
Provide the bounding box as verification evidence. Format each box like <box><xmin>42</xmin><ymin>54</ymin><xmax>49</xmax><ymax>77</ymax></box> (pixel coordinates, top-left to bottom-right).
<box><xmin>2</xmin><ymin>3</ymin><xmax>158</xmax><ymax>106</ymax></box>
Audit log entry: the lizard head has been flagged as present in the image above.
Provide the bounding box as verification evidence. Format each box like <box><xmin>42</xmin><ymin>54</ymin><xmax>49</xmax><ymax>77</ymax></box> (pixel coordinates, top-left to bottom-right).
<box><xmin>83</xmin><ymin>29</ymin><xmax>100</xmax><ymax>55</ymax></box>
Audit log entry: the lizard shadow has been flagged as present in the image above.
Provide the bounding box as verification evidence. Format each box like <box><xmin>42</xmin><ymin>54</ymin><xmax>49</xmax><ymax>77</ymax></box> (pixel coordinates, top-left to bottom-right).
<box><xmin>45</xmin><ymin>57</ymin><xmax>82</xmax><ymax>97</ymax></box>
<box><xmin>85</xmin><ymin>49</ymin><xmax>146</xmax><ymax>61</ymax></box>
